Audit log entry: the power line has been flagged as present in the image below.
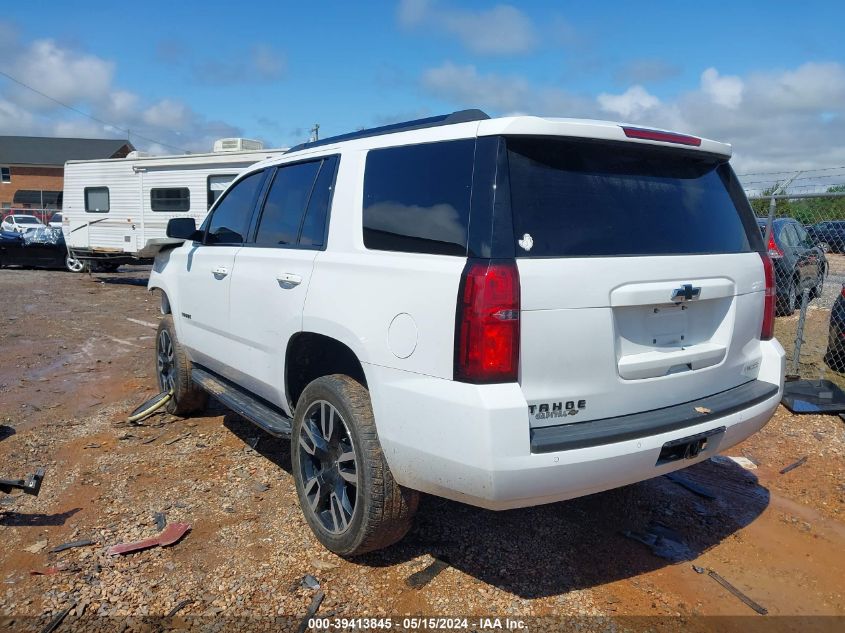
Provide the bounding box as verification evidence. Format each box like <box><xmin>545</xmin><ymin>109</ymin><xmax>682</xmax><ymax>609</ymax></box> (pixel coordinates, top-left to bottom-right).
<box><xmin>737</xmin><ymin>164</ymin><xmax>845</xmax><ymax>178</ymax></box>
<box><xmin>0</xmin><ymin>68</ymin><xmax>189</xmax><ymax>153</ymax></box>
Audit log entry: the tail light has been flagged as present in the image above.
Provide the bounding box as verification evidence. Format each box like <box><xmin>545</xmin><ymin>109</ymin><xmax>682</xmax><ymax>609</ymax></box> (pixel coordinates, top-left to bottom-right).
<box><xmin>454</xmin><ymin>259</ymin><xmax>520</xmax><ymax>383</ymax></box>
<box><xmin>760</xmin><ymin>253</ymin><xmax>775</xmax><ymax>341</ymax></box>
<box><xmin>767</xmin><ymin>232</ymin><xmax>783</xmax><ymax>258</ymax></box>
<box><xmin>840</xmin><ymin>284</ymin><xmax>845</xmax><ymax>299</ymax></box>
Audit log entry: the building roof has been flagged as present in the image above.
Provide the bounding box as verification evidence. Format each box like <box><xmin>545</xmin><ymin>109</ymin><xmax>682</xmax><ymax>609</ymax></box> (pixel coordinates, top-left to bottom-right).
<box><xmin>0</xmin><ymin>136</ymin><xmax>134</xmax><ymax>166</ymax></box>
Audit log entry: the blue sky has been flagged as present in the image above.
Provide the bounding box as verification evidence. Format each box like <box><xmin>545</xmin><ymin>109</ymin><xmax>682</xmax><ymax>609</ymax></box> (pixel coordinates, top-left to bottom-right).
<box><xmin>1</xmin><ymin>1</ymin><xmax>844</xmax><ymax>173</ymax></box>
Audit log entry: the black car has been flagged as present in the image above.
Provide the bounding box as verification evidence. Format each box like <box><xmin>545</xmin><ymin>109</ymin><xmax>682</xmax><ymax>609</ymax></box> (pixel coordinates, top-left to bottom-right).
<box><xmin>757</xmin><ymin>218</ymin><xmax>827</xmax><ymax>315</ymax></box>
<box><xmin>824</xmin><ymin>285</ymin><xmax>845</xmax><ymax>371</ymax></box>
<box><xmin>0</xmin><ymin>227</ymin><xmax>85</xmax><ymax>272</ymax></box>
<box><xmin>806</xmin><ymin>220</ymin><xmax>845</xmax><ymax>253</ymax></box>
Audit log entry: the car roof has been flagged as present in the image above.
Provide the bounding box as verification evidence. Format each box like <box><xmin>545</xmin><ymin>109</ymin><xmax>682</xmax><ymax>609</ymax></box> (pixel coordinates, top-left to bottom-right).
<box><xmin>245</xmin><ymin>111</ymin><xmax>733</xmax><ymax>175</ymax></box>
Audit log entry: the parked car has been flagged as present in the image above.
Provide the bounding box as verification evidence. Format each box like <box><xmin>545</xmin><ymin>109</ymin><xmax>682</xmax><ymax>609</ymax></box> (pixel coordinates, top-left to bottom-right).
<box><xmin>824</xmin><ymin>285</ymin><xmax>845</xmax><ymax>371</ymax></box>
<box><xmin>757</xmin><ymin>218</ymin><xmax>826</xmax><ymax>315</ymax></box>
<box><xmin>0</xmin><ymin>227</ymin><xmax>85</xmax><ymax>272</ymax></box>
<box><xmin>149</xmin><ymin>111</ymin><xmax>785</xmax><ymax>556</ymax></box>
<box><xmin>48</xmin><ymin>212</ymin><xmax>63</xmax><ymax>228</ymax></box>
<box><xmin>805</xmin><ymin>220</ymin><xmax>845</xmax><ymax>253</ymax></box>
<box><xmin>1</xmin><ymin>214</ymin><xmax>45</xmax><ymax>234</ymax></box>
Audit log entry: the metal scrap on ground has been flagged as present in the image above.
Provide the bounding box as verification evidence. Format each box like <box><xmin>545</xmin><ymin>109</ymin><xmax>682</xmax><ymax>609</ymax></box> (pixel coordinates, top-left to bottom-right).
<box><xmin>107</xmin><ymin>522</ymin><xmax>191</xmax><ymax>556</ymax></box>
<box><xmin>49</xmin><ymin>539</ymin><xmax>96</xmax><ymax>553</ymax></box>
<box><xmin>780</xmin><ymin>455</ymin><xmax>809</xmax><ymax>475</ymax></box>
<box><xmin>40</xmin><ymin>601</ymin><xmax>75</xmax><ymax>633</ymax></box>
<box><xmin>705</xmin><ymin>568</ymin><xmax>768</xmax><ymax>615</ymax></box>
<box><xmin>296</xmin><ymin>590</ymin><xmax>325</xmax><ymax>633</ymax></box>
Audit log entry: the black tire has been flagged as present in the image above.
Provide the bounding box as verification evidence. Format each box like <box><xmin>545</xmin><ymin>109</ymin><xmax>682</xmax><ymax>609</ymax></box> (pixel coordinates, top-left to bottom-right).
<box><xmin>155</xmin><ymin>314</ymin><xmax>207</xmax><ymax>415</ymax></box>
<box><xmin>292</xmin><ymin>374</ymin><xmax>418</xmax><ymax>556</ymax></box>
<box><xmin>819</xmin><ymin>241</ymin><xmax>831</xmax><ymax>253</ymax></box>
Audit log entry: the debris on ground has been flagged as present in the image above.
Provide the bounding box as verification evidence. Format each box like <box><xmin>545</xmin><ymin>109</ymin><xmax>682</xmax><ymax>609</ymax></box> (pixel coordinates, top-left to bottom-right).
<box><xmin>623</xmin><ymin>523</ymin><xmax>695</xmax><ymax>562</ymax></box>
<box><xmin>665</xmin><ymin>472</ymin><xmax>717</xmax><ymax>499</ymax></box>
<box><xmin>165</xmin><ymin>599</ymin><xmax>192</xmax><ymax>617</ymax></box>
<box><xmin>780</xmin><ymin>455</ymin><xmax>809</xmax><ymax>475</ymax></box>
<box><xmin>153</xmin><ymin>512</ymin><xmax>167</xmax><ymax>531</ymax></box>
<box><xmin>49</xmin><ymin>538</ymin><xmax>95</xmax><ymax>553</ymax></box>
<box><xmin>29</xmin><ymin>567</ymin><xmax>60</xmax><ymax>576</ymax></box>
<box><xmin>301</xmin><ymin>574</ymin><xmax>320</xmax><ymax>590</ymax></box>
<box><xmin>24</xmin><ymin>539</ymin><xmax>48</xmax><ymax>554</ymax></box>
<box><xmin>710</xmin><ymin>455</ymin><xmax>758</xmax><ymax>470</ymax></box>
<box><xmin>163</xmin><ymin>433</ymin><xmax>190</xmax><ymax>446</ymax></box>
<box><xmin>310</xmin><ymin>558</ymin><xmax>339</xmax><ymax>571</ymax></box>
<box><xmin>406</xmin><ymin>557</ymin><xmax>451</xmax><ymax>589</ymax></box>
<box><xmin>40</xmin><ymin>601</ymin><xmax>75</xmax><ymax>633</ymax></box>
<box><xmin>107</xmin><ymin>522</ymin><xmax>191</xmax><ymax>556</ymax></box>
<box><xmin>703</xmin><ymin>568</ymin><xmax>768</xmax><ymax>615</ymax></box>
<box><xmin>296</xmin><ymin>590</ymin><xmax>325</xmax><ymax>633</ymax></box>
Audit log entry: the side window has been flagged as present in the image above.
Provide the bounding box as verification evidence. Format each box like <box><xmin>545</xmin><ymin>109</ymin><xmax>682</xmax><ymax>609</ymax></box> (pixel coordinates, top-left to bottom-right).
<box><xmin>363</xmin><ymin>140</ymin><xmax>474</xmax><ymax>256</ymax></box>
<box><xmin>205</xmin><ymin>171</ymin><xmax>265</xmax><ymax>245</ymax></box>
<box><xmin>780</xmin><ymin>224</ymin><xmax>797</xmax><ymax>248</ymax></box>
<box><xmin>207</xmin><ymin>174</ymin><xmax>237</xmax><ymax>209</ymax></box>
<box><xmin>299</xmin><ymin>156</ymin><xmax>338</xmax><ymax>248</ymax></box>
<box><xmin>793</xmin><ymin>223</ymin><xmax>811</xmax><ymax>247</ymax></box>
<box><xmin>84</xmin><ymin>187</ymin><xmax>109</xmax><ymax>213</ymax></box>
<box><xmin>254</xmin><ymin>161</ymin><xmax>321</xmax><ymax>247</ymax></box>
<box><xmin>151</xmin><ymin>187</ymin><xmax>190</xmax><ymax>212</ymax></box>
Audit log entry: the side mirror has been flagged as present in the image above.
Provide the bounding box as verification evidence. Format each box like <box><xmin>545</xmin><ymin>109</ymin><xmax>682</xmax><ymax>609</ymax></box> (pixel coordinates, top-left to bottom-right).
<box><xmin>166</xmin><ymin>217</ymin><xmax>201</xmax><ymax>241</ymax></box>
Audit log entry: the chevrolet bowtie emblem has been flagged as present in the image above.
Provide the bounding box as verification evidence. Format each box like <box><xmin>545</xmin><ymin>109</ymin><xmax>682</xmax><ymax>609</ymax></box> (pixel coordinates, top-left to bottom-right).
<box><xmin>671</xmin><ymin>284</ymin><xmax>701</xmax><ymax>302</ymax></box>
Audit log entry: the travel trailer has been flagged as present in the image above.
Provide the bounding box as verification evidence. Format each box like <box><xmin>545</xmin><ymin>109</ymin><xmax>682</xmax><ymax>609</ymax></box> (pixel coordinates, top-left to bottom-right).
<box><xmin>62</xmin><ymin>141</ymin><xmax>285</xmax><ymax>266</ymax></box>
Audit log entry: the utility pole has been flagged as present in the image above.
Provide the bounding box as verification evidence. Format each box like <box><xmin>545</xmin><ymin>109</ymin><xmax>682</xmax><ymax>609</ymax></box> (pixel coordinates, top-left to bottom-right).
<box><xmin>309</xmin><ymin>124</ymin><xmax>320</xmax><ymax>142</ymax></box>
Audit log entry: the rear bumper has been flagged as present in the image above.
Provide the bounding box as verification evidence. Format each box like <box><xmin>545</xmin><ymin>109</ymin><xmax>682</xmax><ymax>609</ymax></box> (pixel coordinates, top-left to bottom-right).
<box><xmin>367</xmin><ymin>339</ymin><xmax>785</xmax><ymax>510</ymax></box>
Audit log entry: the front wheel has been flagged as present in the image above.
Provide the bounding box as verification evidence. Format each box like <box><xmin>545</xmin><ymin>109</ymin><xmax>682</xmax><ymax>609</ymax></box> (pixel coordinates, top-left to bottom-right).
<box><xmin>292</xmin><ymin>374</ymin><xmax>418</xmax><ymax>556</ymax></box>
<box><xmin>818</xmin><ymin>241</ymin><xmax>831</xmax><ymax>253</ymax></box>
<box><xmin>155</xmin><ymin>315</ymin><xmax>207</xmax><ymax>415</ymax></box>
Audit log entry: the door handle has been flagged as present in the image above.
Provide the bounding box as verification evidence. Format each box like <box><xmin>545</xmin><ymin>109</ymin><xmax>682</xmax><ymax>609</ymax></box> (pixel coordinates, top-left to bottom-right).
<box><xmin>276</xmin><ymin>272</ymin><xmax>302</xmax><ymax>287</ymax></box>
<box><xmin>212</xmin><ymin>266</ymin><xmax>229</xmax><ymax>277</ymax></box>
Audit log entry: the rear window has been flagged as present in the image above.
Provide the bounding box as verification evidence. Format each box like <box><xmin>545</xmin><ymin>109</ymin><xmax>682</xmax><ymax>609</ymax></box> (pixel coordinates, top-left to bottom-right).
<box><xmin>506</xmin><ymin>138</ymin><xmax>757</xmax><ymax>257</ymax></box>
<box><xmin>363</xmin><ymin>139</ymin><xmax>474</xmax><ymax>256</ymax></box>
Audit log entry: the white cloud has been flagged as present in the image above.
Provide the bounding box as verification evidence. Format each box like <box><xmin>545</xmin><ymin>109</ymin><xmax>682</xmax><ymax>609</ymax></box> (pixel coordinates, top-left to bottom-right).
<box><xmin>614</xmin><ymin>58</ymin><xmax>681</xmax><ymax>84</ymax></box>
<box><xmin>598</xmin><ymin>85</ymin><xmax>661</xmax><ymax>120</ymax></box>
<box><xmin>700</xmin><ymin>67</ymin><xmax>743</xmax><ymax>109</ymax></box>
<box><xmin>398</xmin><ymin>0</ymin><xmax>537</xmax><ymax>55</ymax></box>
<box><xmin>0</xmin><ymin>23</ymin><xmax>243</xmax><ymax>153</ymax></box>
<box><xmin>419</xmin><ymin>61</ymin><xmax>845</xmax><ymax>174</ymax></box>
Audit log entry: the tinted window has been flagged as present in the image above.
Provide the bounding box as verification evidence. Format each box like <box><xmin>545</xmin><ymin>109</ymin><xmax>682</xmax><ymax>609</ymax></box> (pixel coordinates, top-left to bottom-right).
<box><xmin>363</xmin><ymin>140</ymin><xmax>474</xmax><ymax>256</ymax></box>
<box><xmin>793</xmin><ymin>223</ymin><xmax>811</xmax><ymax>247</ymax></box>
<box><xmin>780</xmin><ymin>224</ymin><xmax>797</xmax><ymax>248</ymax></box>
<box><xmin>205</xmin><ymin>171</ymin><xmax>264</xmax><ymax>245</ymax></box>
<box><xmin>254</xmin><ymin>161</ymin><xmax>321</xmax><ymax>247</ymax></box>
<box><xmin>151</xmin><ymin>187</ymin><xmax>190</xmax><ymax>212</ymax></box>
<box><xmin>300</xmin><ymin>156</ymin><xmax>338</xmax><ymax>248</ymax></box>
<box><xmin>85</xmin><ymin>187</ymin><xmax>109</xmax><ymax>213</ymax></box>
<box><xmin>507</xmin><ymin>138</ymin><xmax>755</xmax><ymax>257</ymax></box>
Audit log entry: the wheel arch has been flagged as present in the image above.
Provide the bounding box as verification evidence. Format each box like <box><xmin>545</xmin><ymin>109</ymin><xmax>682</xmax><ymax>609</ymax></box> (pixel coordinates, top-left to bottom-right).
<box><xmin>285</xmin><ymin>331</ymin><xmax>369</xmax><ymax>413</ymax></box>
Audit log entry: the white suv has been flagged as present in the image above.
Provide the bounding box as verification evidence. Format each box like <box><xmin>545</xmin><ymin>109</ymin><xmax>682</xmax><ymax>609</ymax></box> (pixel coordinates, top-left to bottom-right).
<box><xmin>149</xmin><ymin>110</ymin><xmax>785</xmax><ymax>556</ymax></box>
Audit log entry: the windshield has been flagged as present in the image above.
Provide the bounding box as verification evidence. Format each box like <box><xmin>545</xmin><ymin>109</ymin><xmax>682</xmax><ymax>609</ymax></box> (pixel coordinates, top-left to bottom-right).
<box><xmin>16</xmin><ymin>216</ymin><xmax>39</xmax><ymax>224</ymax></box>
<box><xmin>506</xmin><ymin>137</ymin><xmax>761</xmax><ymax>258</ymax></box>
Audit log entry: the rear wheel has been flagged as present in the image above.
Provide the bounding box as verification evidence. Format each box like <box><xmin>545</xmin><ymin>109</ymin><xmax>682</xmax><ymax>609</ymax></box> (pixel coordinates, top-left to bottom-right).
<box><xmin>819</xmin><ymin>241</ymin><xmax>831</xmax><ymax>253</ymax></box>
<box><xmin>778</xmin><ymin>279</ymin><xmax>797</xmax><ymax>316</ymax></box>
<box><xmin>155</xmin><ymin>315</ymin><xmax>207</xmax><ymax>415</ymax></box>
<box><xmin>292</xmin><ymin>374</ymin><xmax>418</xmax><ymax>556</ymax></box>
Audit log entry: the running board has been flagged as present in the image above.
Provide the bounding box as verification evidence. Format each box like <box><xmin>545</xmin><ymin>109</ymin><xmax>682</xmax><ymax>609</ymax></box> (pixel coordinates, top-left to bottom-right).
<box><xmin>191</xmin><ymin>366</ymin><xmax>292</xmax><ymax>438</ymax></box>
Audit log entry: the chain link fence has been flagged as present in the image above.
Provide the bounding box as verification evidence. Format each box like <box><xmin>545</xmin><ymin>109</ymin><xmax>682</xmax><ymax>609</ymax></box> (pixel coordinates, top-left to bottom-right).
<box><xmin>743</xmin><ymin>166</ymin><xmax>845</xmax><ymax>389</ymax></box>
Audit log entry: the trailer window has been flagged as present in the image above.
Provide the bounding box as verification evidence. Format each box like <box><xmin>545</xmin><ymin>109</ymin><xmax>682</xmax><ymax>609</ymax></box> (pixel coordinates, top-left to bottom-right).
<box><xmin>151</xmin><ymin>187</ymin><xmax>190</xmax><ymax>212</ymax></box>
<box><xmin>84</xmin><ymin>187</ymin><xmax>110</xmax><ymax>213</ymax></box>
<box><xmin>207</xmin><ymin>174</ymin><xmax>237</xmax><ymax>209</ymax></box>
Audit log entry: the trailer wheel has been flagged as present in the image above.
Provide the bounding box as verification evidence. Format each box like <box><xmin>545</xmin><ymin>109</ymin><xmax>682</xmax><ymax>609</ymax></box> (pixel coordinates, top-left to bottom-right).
<box><xmin>156</xmin><ymin>315</ymin><xmax>207</xmax><ymax>415</ymax></box>
<box><xmin>65</xmin><ymin>255</ymin><xmax>87</xmax><ymax>273</ymax></box>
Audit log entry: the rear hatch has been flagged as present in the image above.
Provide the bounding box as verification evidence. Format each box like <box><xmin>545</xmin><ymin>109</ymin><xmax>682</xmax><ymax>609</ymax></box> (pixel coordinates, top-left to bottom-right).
<box><xmin>507</xmin><ymin>136</ymin><xmax>766</xmax><ymax>427</ymax></box>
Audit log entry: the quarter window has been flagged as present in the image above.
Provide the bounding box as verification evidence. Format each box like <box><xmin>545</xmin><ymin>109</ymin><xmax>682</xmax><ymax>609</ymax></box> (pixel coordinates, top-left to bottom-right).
<box><xmin>363</xmin><ymin>140</ymin><xmax>474</xmax><ymax>256</ymax></box>
<box><xmin>84</xmin><ymin>187</ymin><xmax>110</xmax><ymax>213</ymax></box>
<box><xmin>1</xmin><ymin>167</ymin><xmax>10</xmax><ymax>183</ymax></box>
<box><xmin>299</xmin><ymin>156</ymin><xmax>338</xmax><ymax>248</ymax></box>
<box><xmin>151</xmin><ymin>187</ymin><xmax>190</xmax><ymax>212</ymax></box>
<box><xmin>205</xmin><ymin>171</ymin><xmax>265</xmax><ymax>245</ymax></box>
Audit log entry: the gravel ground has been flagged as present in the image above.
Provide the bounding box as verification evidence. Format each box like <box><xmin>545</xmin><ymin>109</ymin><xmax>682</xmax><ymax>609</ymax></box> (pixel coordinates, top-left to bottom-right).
<box><xmin>0</xmin><ymin>266</ymin><xmax>843</xmax><ymax>633</ymax></box>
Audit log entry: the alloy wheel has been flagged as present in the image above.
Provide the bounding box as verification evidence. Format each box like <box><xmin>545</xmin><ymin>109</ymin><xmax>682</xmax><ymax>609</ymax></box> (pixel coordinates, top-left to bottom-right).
<box><xmin>156</xmin><ymin>329</ymin><xmax>176</xmax><ymax>392</ymax></box>
<box><xmin>298</xmin><ymin>400</ymin><xmax>358</xmax><ymax>534</ymax></box>
<box><xmin>65</xmin><ymin>255</ymin><xmax>85</xmax><ymax>273</ymax></box>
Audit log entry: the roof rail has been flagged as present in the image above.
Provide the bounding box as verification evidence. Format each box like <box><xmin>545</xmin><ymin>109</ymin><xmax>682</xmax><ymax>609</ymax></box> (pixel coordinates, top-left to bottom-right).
<box><xmin>286</xmin><ymin>109</ymin><xmax>490</xmax><ymax>153</ymax></box>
